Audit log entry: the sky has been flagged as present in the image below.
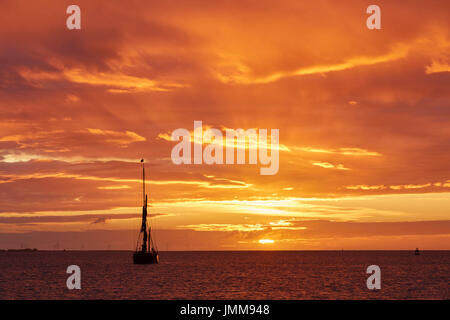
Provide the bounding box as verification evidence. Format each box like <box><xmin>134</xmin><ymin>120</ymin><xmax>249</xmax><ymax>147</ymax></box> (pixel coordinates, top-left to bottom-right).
<box><xmin>0</xmin><ymin>0</ymin><xmax>449</xmax><ymax>250</ymax></box>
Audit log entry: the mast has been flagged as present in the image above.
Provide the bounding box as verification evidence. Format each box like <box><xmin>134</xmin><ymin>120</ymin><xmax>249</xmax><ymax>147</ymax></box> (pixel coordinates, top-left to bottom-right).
<box><xmin>142</xmin><ymin>159</ymin><xmax>146</xmax><ymax>206</ymax></box>
<box><xmin>140</xmin><ymin>159</ymin><xmax>148</xmax><ymax>253</ymax></box>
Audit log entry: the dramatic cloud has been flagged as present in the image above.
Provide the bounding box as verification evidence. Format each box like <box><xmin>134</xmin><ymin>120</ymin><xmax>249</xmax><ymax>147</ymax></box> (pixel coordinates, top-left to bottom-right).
<box><xmin>0</xmin><ymin>0</ymin><xmax>449</xmax><ymax>249</ymax></box>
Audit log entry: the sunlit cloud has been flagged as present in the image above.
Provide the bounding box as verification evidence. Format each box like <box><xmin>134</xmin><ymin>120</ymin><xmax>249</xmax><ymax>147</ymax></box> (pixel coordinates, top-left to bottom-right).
<box><xmin>0</xmin><ymin>152</ymin><xmax>137</xmax><ymax>164</ymax></box>
<box><xmin>269</xmin><ymin>220</ymin><xmax>292</xmax><ymax>227</ymax></box>
<box><xmin>177</xmin><ymin>223</ymin><xmax>266</xmax><ymax>232</ymax></box>
<box><xmin>158</xmin><ymin>127</ymin><xmax>290</xmax><ymax>152</ymax></box>
<box><xmin>155</xmin><ymin>196</ymin><xmax>424</xmax><ymax>222</ymax></box>
<box><xmin>18</xmin><ymin>67</ymin><xmax>187</xmax><ymax>92</ymax></box>
<box><xmin>390</xmin><ymin>183</ymin><xmax>432</xmax><ymax>190</ymax></box>
<box><xmin>346</xmin><ymin>185</ymin><xmax>387</xmax><ymax>190</ymax></box>
<box><xmin>347</xmin><ymin>182</ymin><xmax>449</xmax><ymax>191</ymax></box>
<box><xmin>425</xmin><ymin>60</ymin><xmax>450</xmax><ymax>74</ymax></box>
<box><xmin>87</xmin><ymin>128</ymin><xmax>146</xmax><ymax>146</ymax></box>
<box><xmin>297</xmin><ymin>147</ymin><xmax>381</xmax><ymax>157</ymax></box>
<box><xmin>312</xmin><ymin>161</ymin><xmax>350</xmax><ymax>171</ymax></box>
<box><xmin>98</xmin><ymin>185</ymin><xmax>131</xmax><ymax>190</ymax></box>
<box><xmin>216</xmin><ymin>46</ymin><xmax>409</xmax><ymax>84</ymax></box>
<box><xmin>0</xmin><ymin>171</ymin><xmax>252</xmax><ymax>189</ymax></box>
<box><xmin>0</xmin><ymin>130</ymin><xmax>64</xmax><ymax>144</ymax></box>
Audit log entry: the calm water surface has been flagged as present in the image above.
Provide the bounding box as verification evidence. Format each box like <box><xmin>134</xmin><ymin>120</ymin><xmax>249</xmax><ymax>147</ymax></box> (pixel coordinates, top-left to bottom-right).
<box><xmin>0</xmin><ymin>251</ymin><xmax>448</xmax><ymax>299</ymax></box>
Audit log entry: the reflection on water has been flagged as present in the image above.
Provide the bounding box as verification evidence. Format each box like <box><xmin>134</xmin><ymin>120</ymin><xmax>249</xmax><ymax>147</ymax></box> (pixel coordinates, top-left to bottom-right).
<box><xmin>0</xmin><ymin>251</ymin><xmax>448</xmax><ymax>299</ymax></box>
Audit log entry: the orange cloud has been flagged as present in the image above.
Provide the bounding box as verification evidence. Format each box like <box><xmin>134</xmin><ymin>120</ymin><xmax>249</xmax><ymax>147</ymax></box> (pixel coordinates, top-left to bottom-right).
<box><xmin>425</xmin><ymin>60</ymin><xmax>450</xmax><ymax>74</ymax></box>
<box><xmin>297</xmin><ymin>147</ymin><xmax>382</xmax><ymax>157</ymax></box>
<box><xmin>87</xmin><ymin>128</ymin><xmax>146</xmax><ymax>146</ymax></box>
<box><xmin>312</xmin><ymin>161</ymin><xmax>350</xmax><ymax>170</ymax></box>
<box><xmin>0</xmin><ymin>0</ymin><xmax>449</xmax><ymax>249</ymax></box>
<box><xmin>216</xmin><ymin>46</ymin><xmax>409</xmax><ymax>84</ymax></box>
<box><xmin>17</xmin><ymin>67</ymin><xmax>187</xmax><ymax>92</ymax></box>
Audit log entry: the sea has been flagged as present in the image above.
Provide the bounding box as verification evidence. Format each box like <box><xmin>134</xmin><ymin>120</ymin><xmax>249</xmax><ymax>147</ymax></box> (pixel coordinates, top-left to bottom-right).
<box><xmin>0</xmin><ymin>251</ymin><xmax>448</xmax><ymax>299</ymax></box>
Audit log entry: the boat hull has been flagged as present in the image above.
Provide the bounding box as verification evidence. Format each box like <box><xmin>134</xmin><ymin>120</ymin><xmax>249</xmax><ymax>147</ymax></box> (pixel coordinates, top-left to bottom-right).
<box><xmin>133</xmin><ymin>251</ymin><xmax>159</xmax><ymax>264</ymax></box>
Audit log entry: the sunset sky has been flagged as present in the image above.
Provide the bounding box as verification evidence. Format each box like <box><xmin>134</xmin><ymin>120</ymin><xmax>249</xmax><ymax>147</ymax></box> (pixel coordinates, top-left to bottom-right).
<box><xmin>0</xmin><ymin>0</ymin><xmax>449</xmax><ymax>250</ymax></box>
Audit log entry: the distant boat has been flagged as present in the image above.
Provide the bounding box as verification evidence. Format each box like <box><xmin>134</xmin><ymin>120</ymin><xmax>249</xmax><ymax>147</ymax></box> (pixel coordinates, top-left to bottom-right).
<box><xmin>7</xmin><ymin>248</ymin><xmax>38</xmax><ymax>252</ymax></box>
<box><xmin>133</xmin><ymin>159</ymin><xmax>159</xmax><ymax>264</ymax></box>
<box><xmin>415</xmin><ymin>248</ymin><xmax>420</xmax><ymax>255</ymax></box>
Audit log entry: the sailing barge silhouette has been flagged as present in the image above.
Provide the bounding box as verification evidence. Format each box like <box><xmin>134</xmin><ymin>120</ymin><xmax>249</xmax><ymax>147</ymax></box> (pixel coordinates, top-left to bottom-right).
<box><xmin>133</xmin><ymin>159</ymin><xmax>159</xmax><ymax>264</ymax></box>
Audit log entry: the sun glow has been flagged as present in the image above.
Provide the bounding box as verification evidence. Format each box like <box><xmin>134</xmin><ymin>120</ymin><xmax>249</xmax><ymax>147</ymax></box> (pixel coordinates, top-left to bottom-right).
<box><xmin>259</xmin><ymin>239</ymin><xmax>275</xmax><ymax>244</ymax></box>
